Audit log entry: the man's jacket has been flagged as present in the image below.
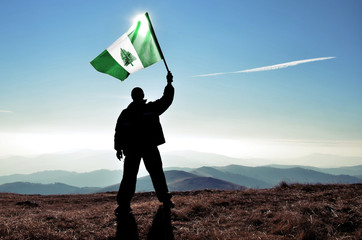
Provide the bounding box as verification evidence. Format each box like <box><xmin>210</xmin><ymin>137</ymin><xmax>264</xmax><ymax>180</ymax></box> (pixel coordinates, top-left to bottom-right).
<box><xmin>114</xmin><ymin>84</ymin><xmax>174</xmax><ymax>152</ymax></box>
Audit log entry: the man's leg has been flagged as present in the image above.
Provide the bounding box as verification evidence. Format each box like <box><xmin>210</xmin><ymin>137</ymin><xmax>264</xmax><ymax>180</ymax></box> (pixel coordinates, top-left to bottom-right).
<box><xmin>117</xmin><ymin>153</ymin><xmax>141</xmax><ymax>212</ymax></box>
<box><xmin>143</xmin><ymin>147</ymin><xmax>173</xmax><ymax>206</ymax></box>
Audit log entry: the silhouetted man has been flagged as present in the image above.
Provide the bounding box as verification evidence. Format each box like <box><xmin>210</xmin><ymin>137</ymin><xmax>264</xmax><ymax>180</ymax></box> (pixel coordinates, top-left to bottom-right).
<box><xmin>114</xmin><ymin>72</ymin><xmax>174</xmax><ymax>215</ymax></box>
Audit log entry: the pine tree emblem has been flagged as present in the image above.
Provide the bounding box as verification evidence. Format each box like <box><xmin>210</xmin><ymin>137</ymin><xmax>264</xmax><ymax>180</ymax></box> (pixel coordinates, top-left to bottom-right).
<box><xmin>120</xmin><ymin>48</ymin><xmax>137</xmax><ymax>66</ymax></box>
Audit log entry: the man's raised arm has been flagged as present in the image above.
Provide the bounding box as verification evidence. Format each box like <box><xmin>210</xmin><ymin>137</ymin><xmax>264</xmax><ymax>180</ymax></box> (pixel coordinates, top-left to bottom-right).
<box><xmin>149</xmin><ymin>72</ymin><xmax>175</xmax><ymax>115</ymax></box>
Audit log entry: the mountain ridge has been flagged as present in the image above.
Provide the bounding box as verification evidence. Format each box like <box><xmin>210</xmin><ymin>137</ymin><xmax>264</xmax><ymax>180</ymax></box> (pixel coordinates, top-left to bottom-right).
<box><xmin>0</xmin><ymin>165</ymin><xmax>361</xmax><ymax>195</ymax></box>
<box><xmin>0</xmin><ymin>169</ymin><xmax>122</xmax><ymax>187</ymax></box>
<box><xmin>0</xmin><ymin>182</ymin><xmax>98</xmax><ymax>195</ymax></box>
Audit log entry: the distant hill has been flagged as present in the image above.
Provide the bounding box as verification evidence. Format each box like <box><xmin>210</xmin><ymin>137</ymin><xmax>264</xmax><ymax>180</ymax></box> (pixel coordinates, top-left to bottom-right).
<box><xmin>0</xmin><ymin>165</ymin><xmax>361</xmax><ymax>195</ymax></box>
<box><xmin>165</xmin><ymin>170</ymin><xmax>199</xmax><ymax>183</ymax></box>
<box><xmin>120</xmin><ymin>170</ymin><xmax>244</xmax><ymax>192</ymax></box>
<box><xmin>165</xmin><ymin>170</ymin><xmax>245</xmax><ymax>191</ymax></box>
<box><xmin>168</xmin><ymin>176</ymin><xmax>244</xmax><ymax>191</ymax></box>
<box><xmin>192</xmin><ymin>167</ymin><xmax>269</xmax><ymax>188</ymax></box>
<box><xmin>0</xmin><ymin>169</ymin><xmax>122</xmax><ymax>187</ymax></box>
<box><xmin>214</xmin><ymin>165</ymin><xmax>362</xmax><ymax>186</ymax></box>
<box><xmin>267</xmin><ymin>164</ymin><xmax>362</xmax><ymax>177</ymax></box>
<box><xmin>0</xmin><ymin>182</ymin><xmax>99</xmax><ymax>195</ymax></box>
<box><xmin>135</xmin><ymin>170</ymin><xmax>196</xmax><ymax>192</ymax></box>
<box><xmin>135</xmin><ymin>170</ymin><xmax>202</xmax><ymax>192</ymax></box>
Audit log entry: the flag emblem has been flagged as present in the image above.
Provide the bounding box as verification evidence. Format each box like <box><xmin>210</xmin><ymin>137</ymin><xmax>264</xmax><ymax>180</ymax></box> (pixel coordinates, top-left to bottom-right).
<box><xmin>120</xmin><ymin>48</ymin><xmax>137</xmax><ymax>67</ymax></box>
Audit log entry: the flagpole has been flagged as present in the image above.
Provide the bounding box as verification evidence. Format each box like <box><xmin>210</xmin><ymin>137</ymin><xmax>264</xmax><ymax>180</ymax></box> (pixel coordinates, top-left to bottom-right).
<box><xmin>145</xmin><ymin>12</ymin><xmax>170</xmax><ymax>73</ymax></box>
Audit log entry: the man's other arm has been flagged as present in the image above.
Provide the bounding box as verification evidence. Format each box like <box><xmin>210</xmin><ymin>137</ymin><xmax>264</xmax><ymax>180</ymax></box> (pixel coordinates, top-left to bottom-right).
<box><xmin>114</xmin><ymin>111</ymin><xmax>127</xmax><ymax>160</ymax></box>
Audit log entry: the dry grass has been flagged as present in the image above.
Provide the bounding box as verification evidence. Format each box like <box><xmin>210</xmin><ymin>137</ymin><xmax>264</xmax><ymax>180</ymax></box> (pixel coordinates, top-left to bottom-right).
<box><xmin>0</xmin><ymin>184</ymin><xmax>361</xmax><ymax>239</ymax></box>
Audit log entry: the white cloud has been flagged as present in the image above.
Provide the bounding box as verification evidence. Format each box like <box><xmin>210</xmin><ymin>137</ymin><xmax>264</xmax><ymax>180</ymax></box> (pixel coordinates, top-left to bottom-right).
<box><xmin>193</xmin><ymin>57</ymin><xmax>335</xmax><ymax>77</ymax></box>
<box><xmin>0</xmin><ymin>110</ymin><xmax>12</xmax><ymax>113</ymax></box>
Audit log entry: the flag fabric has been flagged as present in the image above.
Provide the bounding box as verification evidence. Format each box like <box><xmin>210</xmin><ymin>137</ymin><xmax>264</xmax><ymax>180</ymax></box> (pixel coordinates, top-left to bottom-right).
<box><xmin>90</xmin><ymin>12</ymin><xmax>163</xmax><ymax>81</ymax></box>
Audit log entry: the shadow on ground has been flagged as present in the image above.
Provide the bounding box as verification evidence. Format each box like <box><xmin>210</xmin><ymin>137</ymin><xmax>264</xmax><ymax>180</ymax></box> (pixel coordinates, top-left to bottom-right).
<box><xmin>115</xmin><ymin>206</ymin><xmax>174</xmax><ymax>240</ymax></box>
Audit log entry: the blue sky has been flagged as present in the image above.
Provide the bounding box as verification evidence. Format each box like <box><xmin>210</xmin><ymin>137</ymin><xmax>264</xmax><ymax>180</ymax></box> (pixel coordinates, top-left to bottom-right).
<box><xmin>1</xmin><ymin>0</ymin><xmax>362</xmax><ymax>161</ymax></box>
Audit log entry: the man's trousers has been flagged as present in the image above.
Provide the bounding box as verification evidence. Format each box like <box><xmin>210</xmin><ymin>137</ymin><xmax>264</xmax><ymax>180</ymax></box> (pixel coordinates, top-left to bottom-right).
<box><xmin>117</xmin><ymin>146</ymin><xmax>170</xmax><ymax>209</ymax></box>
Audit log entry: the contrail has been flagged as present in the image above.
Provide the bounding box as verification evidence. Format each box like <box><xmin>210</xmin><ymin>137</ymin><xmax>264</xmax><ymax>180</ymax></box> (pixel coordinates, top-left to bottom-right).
<box><xmin>193</xmin><ymin>57</ymin><xmax>335</xmax><ymax>77</ymax></box>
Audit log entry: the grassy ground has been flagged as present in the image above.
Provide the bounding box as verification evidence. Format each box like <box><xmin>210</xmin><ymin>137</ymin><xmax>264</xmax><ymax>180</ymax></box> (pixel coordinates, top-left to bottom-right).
<box><xmin>0</xmin><ymin>183</ymin><xmax>361</xmax><ymax>239</ymax></box>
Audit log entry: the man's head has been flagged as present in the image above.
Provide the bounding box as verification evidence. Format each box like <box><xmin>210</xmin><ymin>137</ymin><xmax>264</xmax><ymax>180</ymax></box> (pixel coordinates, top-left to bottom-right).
<box><xmin>131</xmin><ymin>87</ymin><xmax>145</xmax><ymax>102</ymax></box>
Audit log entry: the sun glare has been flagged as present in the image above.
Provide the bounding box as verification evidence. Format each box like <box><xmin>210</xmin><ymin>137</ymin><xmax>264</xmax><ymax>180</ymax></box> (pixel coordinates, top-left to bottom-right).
<box><xmin>129</xmin><ymin>13</ymin><xmax>150</xmax><ymax>37</ymax></box>
<box><xmin>131</xmin><ymin>14</ymin><xmax>145</xmax><ymax>25</ymax></box>
<box><xmin>160</xmin><ymin>136</ymin><xmax>362</xmax><ymax>159</ymax></box>
<box><xmin>0</xmin><ymin>132</ymin><xmax>112</xmax><ymax>157</ymax></box>
<box><xmin>1</xmin><ymin>132</ymin><xmax>362</xmax><ymax>160</ymax></box>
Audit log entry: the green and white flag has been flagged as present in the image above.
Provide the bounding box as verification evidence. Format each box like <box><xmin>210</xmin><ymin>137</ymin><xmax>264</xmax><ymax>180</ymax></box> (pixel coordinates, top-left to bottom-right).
<box><xmin>91</xmin><ymin>12</ymin><xmax>163</xmax><ymax>81</ymax></box>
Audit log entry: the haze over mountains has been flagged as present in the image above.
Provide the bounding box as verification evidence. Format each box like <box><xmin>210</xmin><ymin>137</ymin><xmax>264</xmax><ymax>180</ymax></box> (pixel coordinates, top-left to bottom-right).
<box><xmin>0</xmin><ymin>169</ymin><xmax>122</xmax><ymax>188</ymax></box>
<box><xmin>0</xmin><ymin>164</ymin><xmax>361</xmax><ymax>195</ymax></box>
<box><xmin>0</xmin><ymin>182</ymin><xmax>98</xmax><ymax>195</ymax></box>
<box><xmin>1</xmin><ymin>150</ymin><xmax>361</xmax><ymax>194</ymax></box>
<box><xmin>1</xmin><ymin>150</ymin><xmax>362</xmax><ymax>176</ymax></box>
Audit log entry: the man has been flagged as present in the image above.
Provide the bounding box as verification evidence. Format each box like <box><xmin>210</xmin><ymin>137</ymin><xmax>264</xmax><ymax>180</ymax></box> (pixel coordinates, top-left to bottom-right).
<box><xmin>114</xmin><ymin>72</ymin><xmax>175</xmax><ymax>214</ymax></box>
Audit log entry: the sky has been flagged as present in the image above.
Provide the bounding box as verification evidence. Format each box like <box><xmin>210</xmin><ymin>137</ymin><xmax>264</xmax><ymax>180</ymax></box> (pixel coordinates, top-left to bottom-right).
<box><xmin>1</xmin><ymin>0</ymin><xmax>362</xmax><ymax>166</ymax></box>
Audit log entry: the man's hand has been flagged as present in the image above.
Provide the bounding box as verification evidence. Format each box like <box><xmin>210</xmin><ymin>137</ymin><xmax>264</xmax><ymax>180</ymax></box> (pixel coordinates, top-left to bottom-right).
<box><xmin>116</xmin><ymin>151</ymin><xmax>123</xmax><ymax>161</ymax></box>
<box><xmin>167</xmin><ymin>71</ymin><xmax>173</xmax><ymax>84</ymax></box>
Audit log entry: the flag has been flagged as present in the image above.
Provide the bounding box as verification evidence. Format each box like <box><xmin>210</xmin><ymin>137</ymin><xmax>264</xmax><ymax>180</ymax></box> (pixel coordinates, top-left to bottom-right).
<box><xmin>90</xmin><ymin>12</ymin><xmax>163</xmax><ymax>81</ymax></box>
